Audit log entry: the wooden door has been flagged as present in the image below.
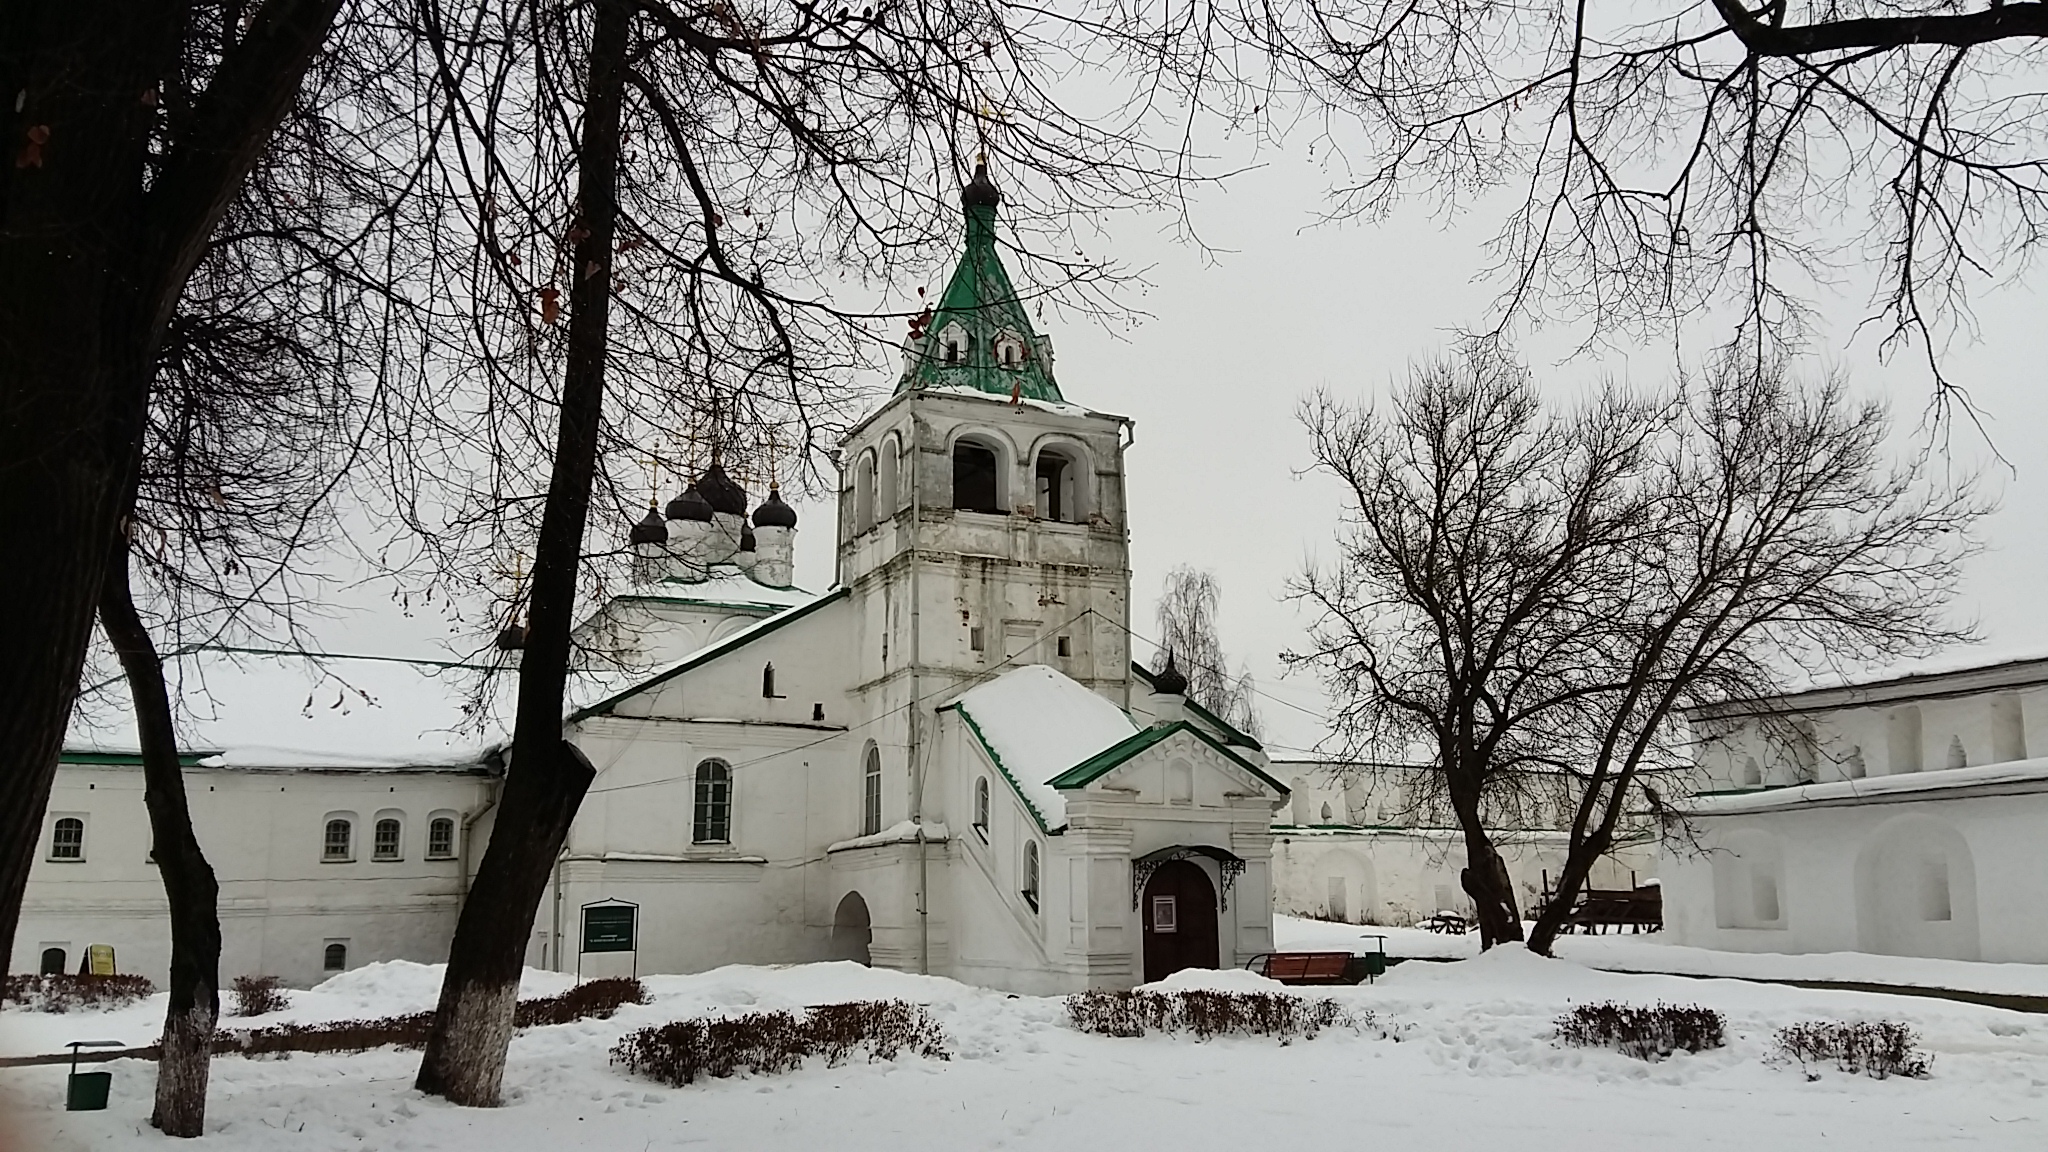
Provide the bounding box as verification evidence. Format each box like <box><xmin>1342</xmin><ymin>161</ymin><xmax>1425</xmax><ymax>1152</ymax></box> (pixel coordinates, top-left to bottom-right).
<box><xmin>1142</xmin><ymin>859</ymin><xmax>1219</xmax><ymax>982</ymax></box>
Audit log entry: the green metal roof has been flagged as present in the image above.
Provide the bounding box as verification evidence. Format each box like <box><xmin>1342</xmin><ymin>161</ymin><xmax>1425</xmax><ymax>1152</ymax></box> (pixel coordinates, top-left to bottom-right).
<box><xmin>1129</xmin><ymin>661</ymin><xmax>1263</xmax><ymax>751</ymax></box>
<box><xmin>1045</xmin><ymin>720</ymin><xmax>1290</xmax><ymax>795</ymax></box>
<box><xmin>60</xmin><ymin>749</ymin><xmax>218</xmax><ymax>768</ymax></box>
<box><xmin>568</xmin><ymin>587</ymin><xmax>849</xmax><ymax>722</ymax></box>
<box><xmin>897</xmin><ymin>166</ymin><xmax>1062</xmax><ymax>403</ymax></box>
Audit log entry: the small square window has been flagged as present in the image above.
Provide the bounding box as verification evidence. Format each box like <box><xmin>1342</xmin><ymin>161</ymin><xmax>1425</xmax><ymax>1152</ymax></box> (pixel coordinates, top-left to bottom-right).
<box><xmin>1056</xmin><ymin>636</ymin><xmax>1072</xmax><ymax>658</ymax></box>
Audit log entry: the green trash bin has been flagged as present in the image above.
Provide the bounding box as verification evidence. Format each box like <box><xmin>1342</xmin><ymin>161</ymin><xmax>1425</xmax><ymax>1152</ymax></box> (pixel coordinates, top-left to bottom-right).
<box><xmin>66</xmin><ymin>1071</ymin><xmax>112</xmax><ymax>1111</ymax></box>
<box><xmin>64</xmin><ymin>1040</ymin><xmax>125</xmax><ymax>1111</ymax></box>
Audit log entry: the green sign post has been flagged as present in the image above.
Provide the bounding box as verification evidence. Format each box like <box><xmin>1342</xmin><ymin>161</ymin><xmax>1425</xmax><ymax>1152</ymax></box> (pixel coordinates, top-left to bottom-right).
<box><xmin>582</xmin><ymin>903</ymin><xmax>637</xmax><ymax>954</ymax></box>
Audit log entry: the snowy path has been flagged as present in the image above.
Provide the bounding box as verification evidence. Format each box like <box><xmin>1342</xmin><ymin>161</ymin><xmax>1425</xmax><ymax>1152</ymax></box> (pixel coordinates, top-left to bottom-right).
<box><xmin>1275</xmin><ymin>915</ymin><xmax>2048</xmax><ymax>1000</ymax></box>
<box><xmin>7</xmin><ymin>952</ymin><xmax>2048</xmax><ymax>1151</ymax></box>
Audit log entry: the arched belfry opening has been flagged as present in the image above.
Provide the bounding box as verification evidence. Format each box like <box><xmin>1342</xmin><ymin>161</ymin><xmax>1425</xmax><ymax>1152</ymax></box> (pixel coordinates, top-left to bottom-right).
<box><xmin>832</xmin><ymin>891</ymin><xmax>873</xmax><ymax>965</ymax></box>
<box><xmin>953</xmin><ymin>439</ymin><xmax>1002</xmax><ymax>513</ymax></box>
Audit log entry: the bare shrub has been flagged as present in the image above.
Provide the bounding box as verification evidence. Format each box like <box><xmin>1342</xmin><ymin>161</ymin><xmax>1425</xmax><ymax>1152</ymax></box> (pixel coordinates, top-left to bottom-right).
<box><xmin>514</xmin><ymin>977</ymin><xmax>648</xmax><ymax>1028</ymax></box>
<box><xmin>208</xmin><ymin>978</ymin><xmax>652</xmax><ymax>1057</ymax></box>
<box><xmin>220</xmin><ymin>1012</ymin><xmax>435</xmax><ymax>1056</ymax></box>
<box><xmin>611</xmin><ymin>1000</ymin><xmax>950</xmax><ymax>1087</ymax></box>
<box><xmin>2</xmin><ymin>974</ymin><xmax>156</xmax><ymax>1013</ymax></box>
<box><xmin>1555</xmin><ymin>1002</ymin><xmax>1726</xmax><ymax>1061</ymax></box>
<box><xmin>1773</xmin><ymin>1020</ymin><xmax>1932</xmax><ymax>1080</ymax></box>
<box><xmin>1066</xmin><ymin>990</ymin><xmax>1360</xmax><ymax>1042</ymax></box>
<box><xmin>230</xmin><ymin>975</ymin><xmax>290</xmax><ymax>1018</ymax></box>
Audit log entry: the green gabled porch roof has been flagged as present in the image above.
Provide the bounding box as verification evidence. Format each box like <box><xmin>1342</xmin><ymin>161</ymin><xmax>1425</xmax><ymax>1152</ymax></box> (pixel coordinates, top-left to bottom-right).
<box><xmin>568</xmin><ymin>586</ymin><xmax>849</xmax><ymax>722</ymax></box>
<box><xmin>61</xmin><ymin>749</ymin><xmax>219</xmax><ymax>768</ymax></box>
<box><xmin>1046</xmin><ymin>720</ymin><xmax>1291</xmax><ymax>795</ymax></box>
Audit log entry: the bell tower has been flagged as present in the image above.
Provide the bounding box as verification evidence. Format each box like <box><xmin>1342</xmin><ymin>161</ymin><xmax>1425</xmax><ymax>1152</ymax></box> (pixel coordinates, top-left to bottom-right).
<box><xmin>839</xmin><ymin>163</ymin><xmax>1135</xmax><ymax>729</ymax></box>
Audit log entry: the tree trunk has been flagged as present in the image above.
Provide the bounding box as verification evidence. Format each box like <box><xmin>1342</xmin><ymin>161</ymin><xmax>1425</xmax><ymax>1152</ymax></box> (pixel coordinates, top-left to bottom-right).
<box><xmin>1527</xmin><ymin>821</ymin><xmax>1614</xmax><ymax>956</ymax></box>
<box><xmin>413</xmin><ymin>0</ymin><xmax>630</xmax><ymax>1106</ymax></box>
<box><xmin>0</xmin><ymin>0</ymin><xmax>183</xmax><ymax>968</ymax></box>
<box><xmin>0</xmin><ymin>0</ymin><xmax>342</xmax><ymax>969</ymax></box>
<box><xmin>99</xmin><ymin>525</ymin><xmax>222</xmax><ymax>1138</ymax></box>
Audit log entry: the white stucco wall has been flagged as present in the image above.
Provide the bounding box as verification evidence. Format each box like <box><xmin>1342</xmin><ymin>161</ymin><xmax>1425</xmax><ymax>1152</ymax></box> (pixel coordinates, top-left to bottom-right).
<box><xmin>17</xmin><ymin>761</ymin><xmax>495</xmax><ymax>988</ymax></box>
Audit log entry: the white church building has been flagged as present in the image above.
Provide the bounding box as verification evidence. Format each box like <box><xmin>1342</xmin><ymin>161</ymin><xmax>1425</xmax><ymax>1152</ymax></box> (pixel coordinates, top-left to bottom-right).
<box><xmin>19</xmin><ymin>165</ymin><xmax>1290</xmax><ymax>994</ymax></box>
<box><xmin>1660</xmin><ymin>656</ymin><xmax>2048</xmax><ymax>963</ymax></box>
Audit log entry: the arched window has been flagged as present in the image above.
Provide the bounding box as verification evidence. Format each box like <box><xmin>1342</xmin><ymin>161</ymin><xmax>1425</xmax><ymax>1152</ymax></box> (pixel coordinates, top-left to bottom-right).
<box><xmin>995</xmin><ymin>331</ymin><xmax>1027</xmax><ymax>368</ymax></box>
<box><xmin>762</xmin><ymin>661</ymin><xmax>778</xmax><ymax>699</ymax></box>
<box><xmin>1320</xmin><ymin>802</ymin><xmax>1333</xmax><ymax>823</ymax></box>
<box><xmin>952</xmin><ymin>439</ymin><xmax>1002</xmax><ymax>514</ymax></box>
<box><xmin>323</xmin><ymin>817</ymin><xmax>353</xmax><ymax>861</ymax></box>
<box><xmin>1739</xmin><ymin>757</ymin><xmax>1762</xmax><ymax>787</ymax></box>
<box><xmin>373</xmin><ymin>817</ymin><xmax>402</xmax><ymax>861</ymax></box>
<box><xmin>861</xmin><ymin>745</ymin><xmax>883</xmax><ymax>836</ymax></box>
<box><xmin>426</xmin><ymin>816</ymin><xmax>457</xmax><ymax>859</ymax></box>
<box><xmin>854</xmin><ymin>451</ymin><xmax>876</xmax><ymax>532</ymax></box>
<box><xmin>49</xmin><ymin>816</ymin><xmax>84</xmax><ymax>861</ymax></box>
<box><xmin>693</xmin><ymin>760</ymin><xmax>732</xmax><ymax>844</ymax></box>
<box><xmin>973</xmin><ymin>777</ymin><xmax>990</xmax><ymax>838</ymax></box>
<box><xmin>936</xmin><ymin>322</ymin><xmax>969</xmax><ymax>364</ymax></box>
<box><xmin>1945</xmin><ymin>735</ymin><xmax>1969</xmax><ymax>770</ymax></box>
<box><xmin>1022</xmin><ymin>842</ymin><xmax>1041</xmax><ymax>912</ymax></box>
<box><xmin>39</xmin><ymin>947</ymin><xmax>65</xmax><ymax>975</ymax></box>
<box><xmin>878</xmin><ymin>436</ymin><xmax>900</xmax><ymax>515</ymax></box>
<box><xmin>1034</xmin><ymin>449</ymin><xmax>1081</xmax><ymax>522</ymax></box>
<box><xmin>323</xmin><ymin>941</ymin><xmax>348</xmax><ymax>972</ymax></box>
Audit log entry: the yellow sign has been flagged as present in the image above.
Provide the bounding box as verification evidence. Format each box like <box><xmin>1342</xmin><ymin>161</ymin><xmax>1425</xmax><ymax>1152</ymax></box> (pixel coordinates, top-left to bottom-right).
<box><xmin>85</xmin><ymin>944</ymin><xmax>115</xmax><ymax>976</ymax></box>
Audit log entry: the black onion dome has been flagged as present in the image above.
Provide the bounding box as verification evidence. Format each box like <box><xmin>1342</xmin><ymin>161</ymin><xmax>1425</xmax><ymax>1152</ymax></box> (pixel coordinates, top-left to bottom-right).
<box><xmin>752</xmin><ymin>486</ymin><xmax>798</xmax><ymax>528</ymax></box>
<box><xmin>696</xmin><ymin>461</ymin><xmax>748</xmax><ymax>516</ymax></box>
<box><xmin>962</xmin><ymin>161</ymin><xmax>1001</xmax><ymax>208</ymax></box>
<box><xmin>665</xmin><ymin>483</ymin><xmax>713</xmax><ymax>522</ymax></box>
<box><xmin>629</xmin><ymin>503</ymin><xmax>668</xmax><ymax>545</ymax></box>
<box><xmin>494</xmin><ymin>621</ymin><xmax>528</xmax><ymax>652</ymax></box>
<box><xmin>1152</xmin><ymin>650</ymin><xmax>1188</xmax><ymax>696</ymax></box>
<box><xmin>739</xmin><ymin>525</ymin><xmax>757</xmax><ymax>553</ymax></box>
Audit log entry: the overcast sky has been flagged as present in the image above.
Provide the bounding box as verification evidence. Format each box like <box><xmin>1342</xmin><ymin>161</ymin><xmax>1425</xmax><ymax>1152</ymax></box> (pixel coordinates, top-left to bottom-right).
<box><xmin>243</xmin><ymin>122</ymin><xmax>2048</xmax><ymax>762</ymax></box>
<box><xmin>758</xmin><ymin>141</ymin><xmax>2048</xmax><ymax>757</ymax></box>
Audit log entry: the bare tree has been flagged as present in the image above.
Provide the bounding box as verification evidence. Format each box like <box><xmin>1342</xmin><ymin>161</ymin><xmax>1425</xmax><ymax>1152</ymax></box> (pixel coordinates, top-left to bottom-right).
<box><xmin>1107</xmin><ymin>0</ymin><xmax>2048</xmax><ymax>399</ymax></box>
<box><xmin>1155</xmin><ymin>565</ymin><xmax>1263</xmax><ymax>738</ymax></box>
<box><xmin>1292</xmin><ymin>347</ymin><xmax>1985</xmax><ymax>952</ymax></box>
<box><xmin>386</xmin><ymin>0</ymin><xmax>1213</xmax><ymax>1105</ymax></box>
<box><xmin>1289</xmin><ymin>347</ymin><xmax>1663</xmax><ymax>946</ymax></box>
<box><xmin>1523</xmin><ymin>364</ymin><xmax>1985</xmax><ymax>952</ymax></box>
<box><xmin>0</xmin><ymin>0</ymin><xmax>346</xmax><ymax>982</ymax></box>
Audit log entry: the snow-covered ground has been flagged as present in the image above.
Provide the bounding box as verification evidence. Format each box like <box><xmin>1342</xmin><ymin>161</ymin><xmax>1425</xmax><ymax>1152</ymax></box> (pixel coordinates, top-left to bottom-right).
<box><xmin>6</xmin><ymin>948</ymin><xmax>2047</xmax><ymax>1150</ymax></box>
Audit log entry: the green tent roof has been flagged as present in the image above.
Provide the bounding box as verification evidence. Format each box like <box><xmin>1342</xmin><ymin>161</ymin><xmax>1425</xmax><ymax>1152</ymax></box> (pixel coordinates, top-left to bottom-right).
<box><xmin>897</xmin><ymin>164</ymin><xmax>1062</xmax><ymax>403</ymax></box>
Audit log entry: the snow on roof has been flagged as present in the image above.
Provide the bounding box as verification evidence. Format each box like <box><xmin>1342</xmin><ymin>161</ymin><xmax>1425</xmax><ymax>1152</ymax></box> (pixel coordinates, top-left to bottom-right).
<box><xmin>67</xmin><ymin>649</ymin><xmax>507</xmax><ymax>769</ymax></box>
<box><xmin>1688</xmin><ymin>755</ymin><xmax>2048</xmax><ymax>816</ymax></box>
<box><xmin>949</xmin><ymin>664</ymin><xmax>1140</xmax><ymax>830</ymax></box>
<box><xmin>568</xmin><ymin>587</ymin><xmax>846</xmax><ymax>719</ymax></box>
<box><xmin>624</xmin><ymin>567</ymin><xmax>817</xmax><ymax>610</ymax></box>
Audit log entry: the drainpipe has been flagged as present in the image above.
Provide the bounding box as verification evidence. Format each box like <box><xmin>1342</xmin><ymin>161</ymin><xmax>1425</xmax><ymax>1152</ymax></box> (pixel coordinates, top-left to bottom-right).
<box><xmin>458</xmin><ymin>774</ymin><xmax>502</xmax><ymax>902</ymax></box>
<box><xmin>910</xmin><ymin>418</ymin><xmax>929</xmax><ymax>974</ymax></box>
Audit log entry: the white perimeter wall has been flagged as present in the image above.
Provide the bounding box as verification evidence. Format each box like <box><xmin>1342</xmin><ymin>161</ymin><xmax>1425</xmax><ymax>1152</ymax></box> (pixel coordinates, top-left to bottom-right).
<box><xmin>1661</xmin><ymin>790</ymin><xmax>2048</xmax><ymax>962</ymax></box>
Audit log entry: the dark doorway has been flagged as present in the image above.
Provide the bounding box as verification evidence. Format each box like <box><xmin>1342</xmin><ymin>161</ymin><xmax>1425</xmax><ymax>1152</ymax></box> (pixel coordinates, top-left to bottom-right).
<box><xmin>1035</xmin><ymin>454</ymin><xmax>1067</xmax><ymax>521</ymax></box>
<box><xmin>832</xmin><ymin>891</ymin><xmax>873</xmax><ymax>965</ymax></box>
<box><xmin>1142</xmin><ymin>859</ymin><xmax>1219</xmax><ymax>982</ymax></box>
<box><xmin>952</xmin><ymin>442</ymin><xmax>1001</xmax><ymax>513</ymax></box>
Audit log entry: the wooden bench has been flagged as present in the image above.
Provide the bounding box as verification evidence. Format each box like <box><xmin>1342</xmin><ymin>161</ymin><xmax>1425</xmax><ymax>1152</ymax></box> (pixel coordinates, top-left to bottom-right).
<box><xmin>1246</xmin><ymin>948</ymin><xmax>1387</xmax><ymax>985</ymax></box>
<box><xmin>1421</xmin><ymin>912</ymin><xmax>1472</xmax><ymax>935</ymax></box>
<box><xmin>1561</xmin><ymin>886</ymin><xmax>1663</xmax><ymax>934</ymax></box>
